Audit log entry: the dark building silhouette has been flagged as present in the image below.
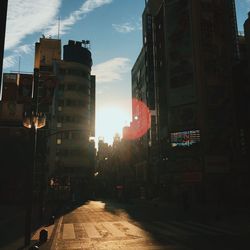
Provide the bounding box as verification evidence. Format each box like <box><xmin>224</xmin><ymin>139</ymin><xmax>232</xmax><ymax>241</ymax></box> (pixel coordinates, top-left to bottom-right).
<box><xmin>132</xmin><ymin>0</ymin><xmax>240</xmax><ymax>205</ymax></box>
<box><xmin>229</xmin><ymin>15</ymin><xmax>250</xmax><ymax>205</ymax></box>
<box><xmin>0</xmin><ymin>73</ymin><xmax>33</xmax><ymax>204</ymax></box>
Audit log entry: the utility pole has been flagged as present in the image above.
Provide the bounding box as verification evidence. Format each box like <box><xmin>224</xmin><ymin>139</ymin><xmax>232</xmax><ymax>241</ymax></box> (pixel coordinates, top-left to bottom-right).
<box><xmin>24</xmin><ymin>68</ymin><xmax>40</xmax><ymax>246</ymax></box>
<box><xmin>0</xmin><ymin>0</ymin><xmax>8</xmax><ymax>87</ymax></box>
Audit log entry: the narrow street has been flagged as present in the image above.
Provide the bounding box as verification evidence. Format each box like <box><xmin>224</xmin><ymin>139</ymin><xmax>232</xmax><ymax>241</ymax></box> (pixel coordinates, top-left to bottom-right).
<box><xmin>44</xmin><ymin>200</ymin><xmax>250</xmax><ymax>250</ymax></box>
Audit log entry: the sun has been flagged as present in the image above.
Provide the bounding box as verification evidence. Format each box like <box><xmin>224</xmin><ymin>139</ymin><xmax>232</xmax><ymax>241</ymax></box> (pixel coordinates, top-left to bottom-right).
<box><xmin>96</xmin><ymin>106</ymin><xmax>131</xmax><ymax>145</ymax></box>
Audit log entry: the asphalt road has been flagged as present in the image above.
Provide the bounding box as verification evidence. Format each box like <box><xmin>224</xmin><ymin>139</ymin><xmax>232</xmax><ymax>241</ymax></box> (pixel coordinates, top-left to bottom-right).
<box><xmin>45</xmin><ymin>199</ymin><xmax>250</xmax><ymax>250</ymax></box>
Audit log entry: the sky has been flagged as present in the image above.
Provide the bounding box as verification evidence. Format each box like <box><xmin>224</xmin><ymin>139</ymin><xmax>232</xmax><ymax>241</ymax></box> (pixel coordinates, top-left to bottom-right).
<box><xmin>2</xmin><ymin>0</ymin><xmax>250</xmax><ymax>145</ymax></box>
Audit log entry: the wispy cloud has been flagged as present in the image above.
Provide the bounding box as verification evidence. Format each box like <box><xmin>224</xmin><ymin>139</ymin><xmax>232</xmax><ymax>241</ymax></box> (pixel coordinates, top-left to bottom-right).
<box><xmin>5</xmin><ymin>0</ymin><xmax>113</xmax><ymax>50</ymax></box>
<box><xmin>5</xmin><ymin>0</ymin><xmax>61</xmax><ymax>50</ymax></box>
<box><xmin>112</xmin><ymin>19</ymin><xmax>142</xmax><ymax>33</ymax></box>
<box><xmin>3</xmin><ymin>55</ymin><xmax>17</xmax><ymax>69</ymax></box>
<box><xmin>92</xmin><ymin>57</ymin><xmax>131</xmax><ymax>83</ymax></box>
<box><xmin>4</xmin><ymin>0</ymin><xmax>113</xmax><ymax>70</ymax></box>
<box><xmin>45</xmin><ymin>0</ymin><xmax>113</xmax><ymax>36</ymax></box>
<box><xmin>3</xmin><ymin>44</ymin><xmax>34</xmax><ymax>69</ymax></box>
<box><xmin>112</xmin><ymin>23</ymin><xmax>135</xmax><ymax>33</ymax></box>
<box><xmin>13</xmin><ymin>44</ymin><xmax>34</xmax><ymax>55</ymax></box>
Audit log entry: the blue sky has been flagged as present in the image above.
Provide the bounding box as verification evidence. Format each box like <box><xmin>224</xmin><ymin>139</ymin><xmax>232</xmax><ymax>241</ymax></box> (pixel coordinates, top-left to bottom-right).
<box><xmin>3</xmin><ymin>0</ymin><xmax>250</xmax><ymax>144</ymax></box>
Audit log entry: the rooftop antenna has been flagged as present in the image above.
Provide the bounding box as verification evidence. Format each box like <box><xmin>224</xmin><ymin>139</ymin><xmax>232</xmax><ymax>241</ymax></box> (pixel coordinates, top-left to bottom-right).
<box><xmin>18</xmin><ymin>56</ymin><xmax>21</xmax><ymax>73</ymax></box>
<box><xmin>58</xmin><ymin>16</ymin><xmax>60</xmax><ymax>39</ymax></box>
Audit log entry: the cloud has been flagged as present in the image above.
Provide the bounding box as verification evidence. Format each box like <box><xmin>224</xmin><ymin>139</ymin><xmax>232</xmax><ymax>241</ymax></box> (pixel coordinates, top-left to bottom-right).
<box><xmin>5</xmin><ymin>0</ymin><xmax>113</xmax><ymax>50</ymax></box>
<box><xmin>3</xmin><ymin>55</ymin><xmax>16</xmax><ymax>69</ymax></box>
<box><xmin>5</xmin><ymin>0</ymin><xmax>61</xmax><ymax>50</ymax></box>
<box><xmin>92</xmin><ymin>57</ymin><xmax>131</xmax><ymax>83</ymax></box>
<box><xmin>14</xmin><ymin>44</ymin><xmax>34</xmax><ymax>55</ymax></box>
<box><xmin>45</xmin><ymin>0</ymin><xmax>113</xmax><ymax>36</ymax></box>
<box><xmin>3</xmin><ymin>44</ymin><xmax>34</xmax><ymax>69</ymax></box>
<box><xmin>4</xmin><ymin>0</ymin><xmax>113</xmax><ymax>70</ymax></box>
<box><xmin>112</xmin><ymin>23</ymin><xmax>136</xmax><ymax>33</ymax></box>
<box><xmin>112</xmin><ymin>19</ymin><xmax>142</xmax><ymax>33</ymax></box>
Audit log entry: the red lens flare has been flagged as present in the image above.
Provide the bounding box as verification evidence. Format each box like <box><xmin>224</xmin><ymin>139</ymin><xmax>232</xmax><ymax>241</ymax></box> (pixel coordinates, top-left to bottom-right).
<box><xmin>123</xmin><ymin>99</ymin><xmax>151</xmax><ymax>140</ymax></box>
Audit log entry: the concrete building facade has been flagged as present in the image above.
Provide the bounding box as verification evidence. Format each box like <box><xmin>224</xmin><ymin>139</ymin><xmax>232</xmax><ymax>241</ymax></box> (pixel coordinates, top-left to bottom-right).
<box><xmin>47</xmin><ymin>40</ymin><xmax>95</xmax><ymax>200</ymax></box>
<box><xmin>132</xmin><ymin>0</ymin><xmax>239</xmax><ymax>204</ymax></box>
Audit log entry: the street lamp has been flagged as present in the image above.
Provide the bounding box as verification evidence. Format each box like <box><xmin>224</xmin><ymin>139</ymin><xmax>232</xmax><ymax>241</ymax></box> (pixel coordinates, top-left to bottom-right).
<box><xmin>23</xmin><ymin>112</ymin><xmax>46</xmax><ymax>129</ymax></box>
<box><xmin>23</xmin><ymin>68</ymin><xmax>46</xmax><ymax>246</ymax></box>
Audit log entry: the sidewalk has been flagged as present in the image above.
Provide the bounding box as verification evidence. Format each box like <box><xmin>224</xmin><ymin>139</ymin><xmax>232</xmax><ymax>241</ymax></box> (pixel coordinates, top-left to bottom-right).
<box><xmin>0</xmin><ymin>206</ymin><xmax>26</xmax><ymax>250</ymax></box>
<box><xmin>131</xmin><ymin>197</ymin><xmax>250</xmax><ymax>232</ymax></box>
<box><xmin>0</xmin><ymin>222</ymin><xmax>57</xmax><ymax>250</ymax></box>
<box><xmin>0</xmin><ymin>204</ymin><xmax>58</xmax><ymax>250</ymax></box>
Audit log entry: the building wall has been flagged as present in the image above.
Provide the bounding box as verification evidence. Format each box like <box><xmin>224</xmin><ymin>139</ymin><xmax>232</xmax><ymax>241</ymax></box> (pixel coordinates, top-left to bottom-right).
<box><xmin>34</xmin><ymin>37</ymin><xmax>61</xmax><ymax>70</ymax></box>
<box><xmin>133</xmin><ymin>0</ymin><xmax>239</xmax><ymax>203</ymax></box>
<box><xmin>49</xmin><ymin>60</ymin><xmax>93</xmax><ymax>179</ymax></box>
<box><xmin>0</xmin><ymin>73</ymin><xmax>32</xmax><ymax>204</ymax></box>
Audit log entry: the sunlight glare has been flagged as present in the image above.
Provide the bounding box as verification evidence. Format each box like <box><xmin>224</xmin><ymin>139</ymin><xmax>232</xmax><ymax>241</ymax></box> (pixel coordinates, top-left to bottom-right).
<box><xmin>96</xmin><ymin>106</ymin><xmax>131</xmax><ymax>145</ymax></box>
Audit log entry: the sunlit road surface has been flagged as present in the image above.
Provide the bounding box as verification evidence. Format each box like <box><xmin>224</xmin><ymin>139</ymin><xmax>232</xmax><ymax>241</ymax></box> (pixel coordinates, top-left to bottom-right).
<box><xmin>51</xmin><ymin>200</ymin><xmax>249</xmax><ymax>250</ymax></box>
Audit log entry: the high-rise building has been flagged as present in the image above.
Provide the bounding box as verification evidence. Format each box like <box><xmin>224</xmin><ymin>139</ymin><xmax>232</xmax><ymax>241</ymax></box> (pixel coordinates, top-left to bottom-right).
<box><xmin>47</xmin><ymin>40</ymin><xmax>95</xmax><ymax>200</ymax></box>
<box><xmin>132</xmin><ymin>0</ymin><xmax>239</xmax><ymax>203</ymax></box>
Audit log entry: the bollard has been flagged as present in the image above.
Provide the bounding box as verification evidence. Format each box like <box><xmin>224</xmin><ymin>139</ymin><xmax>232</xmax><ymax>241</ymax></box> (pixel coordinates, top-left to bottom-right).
<box><xmin>39</xmin><ymin>229</ymin><xmax>48</xmax><ymax>243</ymax></box>
<box><xmin>49</xmin><ymin>215</ymin><xmax>55</xmax><ymax>225</ymax></box>
<box><xmin>29</xmin><ymin>245</ymin><xmax>39</xmax><ymax>249</ymax></box>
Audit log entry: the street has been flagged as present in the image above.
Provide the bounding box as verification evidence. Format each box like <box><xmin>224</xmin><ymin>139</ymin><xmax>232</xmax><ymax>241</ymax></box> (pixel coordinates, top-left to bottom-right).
<box><xmin>41</xmin><ymin>200</ymin><xmax>250</xmax><ymax>250</ymax></box>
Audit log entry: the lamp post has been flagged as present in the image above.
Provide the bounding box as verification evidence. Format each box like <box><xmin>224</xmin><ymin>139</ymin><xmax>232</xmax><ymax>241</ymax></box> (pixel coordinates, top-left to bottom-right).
<box><xmin>23</xmin><ymin>68</ymin><xmax>46</xmax><ymax>246</ymax></box>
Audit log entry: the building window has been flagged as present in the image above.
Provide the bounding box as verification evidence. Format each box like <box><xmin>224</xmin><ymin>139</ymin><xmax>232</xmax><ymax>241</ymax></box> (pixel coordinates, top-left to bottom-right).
<box><xmin>62</xmin><ymin>131</ymin><xmax>70</xmax><ymax>139</ymax></box>
<box><xmin>67</xmin><ymin>83</ymin><xmax>76</xmax><ymax>91</ymax></box>
<box><xmin>57</xmin><ymin>139</ymin><xmax>62</xmax><ymax>145</ymax></box>
<box><xmin>59</xmin><ymin>68</ymin><xmax>66</xmax><ymax>75</ymax></box>
<box><xmin>58</xmin><ymin>99</ymin><xmax>64</xmax><ymax>106</ymax></box>
<box><xmin>57</xmin><ymin>116</ymin><xmax>64</xmax><ymax>122</ymax></box>
<box><xmin>58</xmin><ymin>84</ymin><xmax>65</xmax><ymax>91</ymax></box>
<box><xmin>57</xmin><ymin>122</ymin><xmax>62</xmax><ymax>128</ymax></box>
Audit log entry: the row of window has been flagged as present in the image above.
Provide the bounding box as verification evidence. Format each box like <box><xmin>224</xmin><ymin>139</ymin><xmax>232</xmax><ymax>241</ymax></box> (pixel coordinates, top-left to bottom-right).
<box><xmin>59</xmin><ymin>68</ymin><xmax>90</xmax><ymax>79</ymax></box>
<box><xmin>58</xmin><ymin>98</ymin><xmax>89</xmax><ymax>107</ymax></box>
<box><xmin>56</xmin><ymin>148</ymin><xmax>84</xmax><ymax>156</ymax></box>
<box><xmin>58</xmin><ymin>83</ymin><xmax>90</xmax><ymax>93</ymax></box>
<box><xmin>57</xmin><ymin>115</ymin><xmax>87</xmax><ymax>123</ymax></box>
<box><xmin>56</xmin><ymin>120</ymin><xmax>90</xmax><ymax>128</ymax></box>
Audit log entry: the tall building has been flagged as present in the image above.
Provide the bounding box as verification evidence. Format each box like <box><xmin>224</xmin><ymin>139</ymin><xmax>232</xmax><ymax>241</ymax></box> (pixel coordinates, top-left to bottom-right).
<box><xmin>47</xmin><ymin>40</ymin><xmax>95</xmax><ymax>200</ymax></box>
<box><xmin>33</xmin><ymin>37</ymin><xmax>61</xmax><ymax>205</ymax></box>
<box><xmin>229</xmin><ymin>15</ymin><xmax>250</xmax><ymax>205</ymax></box>
<box><xmin>132</xmin><ymin>0</ymin><xmax>239</xmax><ymax>204</ymax></box>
